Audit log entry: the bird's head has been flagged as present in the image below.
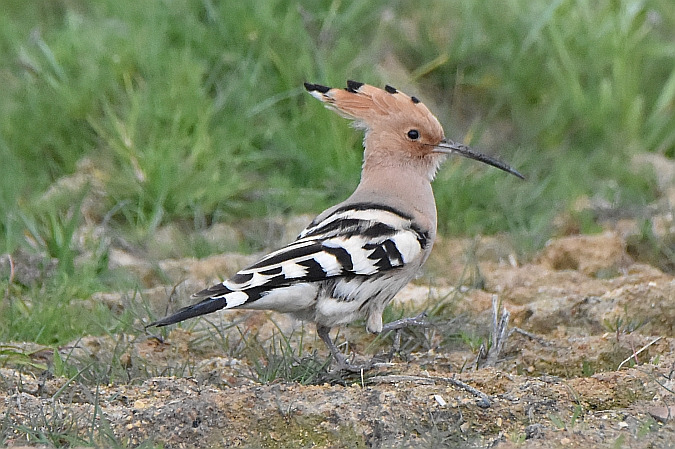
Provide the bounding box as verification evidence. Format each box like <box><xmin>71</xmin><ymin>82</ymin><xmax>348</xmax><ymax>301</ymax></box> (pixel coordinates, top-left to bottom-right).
<box><xmin>304</xmin><ymin>80</ymin><xmax>524</xmax><ymax>180</ymax></box>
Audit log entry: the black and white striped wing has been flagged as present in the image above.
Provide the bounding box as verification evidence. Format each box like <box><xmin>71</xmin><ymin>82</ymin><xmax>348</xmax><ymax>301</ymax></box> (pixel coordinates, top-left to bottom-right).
<box><xmin>148</xmin><ymin>203</ymin><xmax>429</xmax><ymax>327</ymax></box>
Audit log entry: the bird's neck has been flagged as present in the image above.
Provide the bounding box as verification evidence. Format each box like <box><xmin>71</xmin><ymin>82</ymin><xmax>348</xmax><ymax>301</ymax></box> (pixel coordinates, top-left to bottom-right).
<box><xmin>362</xmin><ymin>146</ymin><xmax>445</xmax><ymax>183</ymax></box>
<box><xmin>351</xmin><ymin>163</ymin><xmax>438</xmax><ymax>235</ymax></box>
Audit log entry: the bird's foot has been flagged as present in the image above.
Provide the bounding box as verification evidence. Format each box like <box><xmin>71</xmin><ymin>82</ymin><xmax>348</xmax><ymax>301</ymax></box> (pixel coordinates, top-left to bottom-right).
<box><xmin>331</xmin><ymin>352</ymin><xmax>375</xmax><ymax>373</ymax></box>
<box><xmin>317</xmin><ymin>314</ymin><xmax>431</xmax><ymax>373</ymax></box>
<box><xmin>317</xmin><ymin>325</ymin><xmax>369</xmax><ymax>372</ymax></box>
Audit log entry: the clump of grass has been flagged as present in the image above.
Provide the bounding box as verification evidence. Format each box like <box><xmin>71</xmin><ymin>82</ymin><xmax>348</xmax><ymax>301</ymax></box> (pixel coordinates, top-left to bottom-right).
<box><xmin>602</xmin><ymin>310</ymin><xmax>648</xmax><ymax>343</ymax></box>
<box><xmin>239</xmin><ymin>321</ymin><xmax>331</xmax><ymax>385</ymax></box>
<box><xmin>1</xmin><ymin>276</ymin><xmax>112</xmax><ymax>345</ymax></box>
<box><xmin>0</xmin><ymin>344</ymin><xmax>48</xmax><ymax>371</ymax></box>
<box><xmin>626</xmin><ymin>218</ymin><xmax>675</xmax><ymax>274</ymax></box>
<box><xmin>549</xmin><ymin>404</ymin><xmax>584</xmax><ymax>431</ymax></box>
<box><xmin>1</xmin><ymin>382</ymin><xmax>163</xmax><ymax>448</ymax></box>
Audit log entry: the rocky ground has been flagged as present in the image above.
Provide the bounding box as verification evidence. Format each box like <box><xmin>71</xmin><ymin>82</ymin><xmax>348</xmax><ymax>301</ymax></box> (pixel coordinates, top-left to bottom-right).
<box><xmin>1</xmin><ymin>224</ymin><xmax>674</xmax><ymax>448</ymax></box>
<box><xmin>1</xmin><ymin>154</ymin><xmax>674</xmax><ymax>448</ymax></box>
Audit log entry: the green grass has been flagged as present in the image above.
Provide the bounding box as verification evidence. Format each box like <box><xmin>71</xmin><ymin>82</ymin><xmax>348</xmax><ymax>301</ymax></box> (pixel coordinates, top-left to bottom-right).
<box><xmin>0</xmin><ymin>0</ymin><xmax>673</xmax><ymax>347</ymax></box>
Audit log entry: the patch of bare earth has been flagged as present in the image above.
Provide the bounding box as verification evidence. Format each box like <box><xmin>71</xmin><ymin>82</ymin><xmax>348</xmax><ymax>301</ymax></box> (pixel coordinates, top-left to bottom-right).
<box><xmin>1</xmin><ymin>228</ymin><xmax>674</xmax><ymax>448</ymax></box>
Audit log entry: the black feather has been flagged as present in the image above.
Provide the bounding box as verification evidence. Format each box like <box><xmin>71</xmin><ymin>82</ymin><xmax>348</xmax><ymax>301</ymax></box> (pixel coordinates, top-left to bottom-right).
<box><xmin>304</xmin><ymin>82</ymin><xmax>330</xmax><ymax>94</ymax></box>
<box><xmin>147</xmin><ymin>296</ymin><xmax>227</xmax><ymax>327</ymax></box>
<box><xmin>346</xmin><ymin>80</ymin><xmax>364</xmax><ymax>93</ymax></box>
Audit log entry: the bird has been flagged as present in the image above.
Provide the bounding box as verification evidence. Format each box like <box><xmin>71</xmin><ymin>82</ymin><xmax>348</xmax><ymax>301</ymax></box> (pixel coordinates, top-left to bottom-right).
<box><xmin>148</xmin><ymin>80</ymin><xmax>524</xmax><ymax>371</ymax></box>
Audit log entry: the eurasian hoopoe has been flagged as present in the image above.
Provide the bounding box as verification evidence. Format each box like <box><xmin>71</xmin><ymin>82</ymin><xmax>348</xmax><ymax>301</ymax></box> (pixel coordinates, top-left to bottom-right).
<box><xmin>148</xmin><ymin>80</ymin><xmax>523</xmax><ymax>371</ymax></box>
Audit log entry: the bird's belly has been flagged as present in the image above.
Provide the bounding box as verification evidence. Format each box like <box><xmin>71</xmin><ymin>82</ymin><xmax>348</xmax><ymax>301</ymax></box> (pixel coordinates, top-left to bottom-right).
<box><xmin>315</xmin><ymin>271</ymin><xmax>415</xmax><ymax>330</ymax></box>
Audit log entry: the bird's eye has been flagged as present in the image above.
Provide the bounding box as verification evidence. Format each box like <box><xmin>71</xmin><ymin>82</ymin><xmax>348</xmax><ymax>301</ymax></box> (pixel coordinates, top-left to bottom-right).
<box><xmin>407</xmin><ymin>129</ymin><xmax>420</xmax><ymax>140</ymax></box>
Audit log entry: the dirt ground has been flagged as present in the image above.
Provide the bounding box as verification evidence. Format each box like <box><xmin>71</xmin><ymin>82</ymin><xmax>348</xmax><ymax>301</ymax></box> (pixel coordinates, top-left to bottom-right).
<box><xmin>1</xmin><ymin>220</ymin><xmax>674</xmax><ymax>448</ymax></box>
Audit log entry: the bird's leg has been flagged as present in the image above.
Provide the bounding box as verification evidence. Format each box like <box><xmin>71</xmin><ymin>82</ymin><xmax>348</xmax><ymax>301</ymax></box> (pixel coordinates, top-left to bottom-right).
<box><xmin>316</xmin><ymin>325</ymin><xmax>371</xmax><ymax>372</ymax></box>
<box><xmin>385</xmin><ymin>329</ymin><xmax>402</xmax><ymax>362</ymax></box>
<box><xmin>317</xmin><ymin>313</ymin><xmax>430</xmax><ymax>370</ymax></box>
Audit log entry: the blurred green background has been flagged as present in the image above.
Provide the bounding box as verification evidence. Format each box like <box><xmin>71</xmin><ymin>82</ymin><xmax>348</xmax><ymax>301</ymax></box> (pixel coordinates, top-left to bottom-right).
<box><xmin>0</xmin><ymin>0</ymin><xmax>673</xmax><ymax>343</ymax></box>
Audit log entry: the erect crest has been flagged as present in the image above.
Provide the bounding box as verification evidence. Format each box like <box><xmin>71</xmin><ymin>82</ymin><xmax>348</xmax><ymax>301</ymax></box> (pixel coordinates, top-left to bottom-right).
<box><xmin>304</xmin><ymin>80</ymin><xmax>444</xmax><ymax>138</ymax></box>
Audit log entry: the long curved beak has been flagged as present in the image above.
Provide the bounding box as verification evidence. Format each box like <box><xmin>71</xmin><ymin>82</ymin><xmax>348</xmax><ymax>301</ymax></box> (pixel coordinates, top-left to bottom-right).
<box><xmin>433</xmin><ymin>139</ymin><xmax>525</xmax><ymax>180</ymax></box>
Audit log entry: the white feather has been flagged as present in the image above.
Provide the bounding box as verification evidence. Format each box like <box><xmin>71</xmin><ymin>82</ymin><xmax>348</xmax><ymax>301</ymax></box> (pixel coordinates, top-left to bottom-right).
<box><xmin>323</xmin><ymin>237</ymin><xmax>376</xmax><ymax>275</ymax></box>
<box><xmin>312</xmin><ymin>251</ymin><xmax>342</xmax><ymax>276</ymax></box>
<box><xmin>223</xmin><ymin>271</ymin><xmax>271</xmax><ymax>290</ymax></box>
<box><xmin>308</xmin><ymin>90</ymin><xmax>325</xmax><ymax>101</ymax></box>
<box><xmin>281</xmin><ymin>262</ymin><xmax>307</xmax><ymax>279</ymax></box>
<box><xmin>243</xmin><ymin>283</ymin><xmax>318</xmax><ymax>314</ymax></box>
<box><xmin>224</xmin><ymin>291</ymin><xmax>249</xmax><ymax>308</ymax></box>
<box><xmin>390</xmin><ymin>232</ymin><xmax>421</xmax><ymax>263</ymax></box>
